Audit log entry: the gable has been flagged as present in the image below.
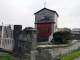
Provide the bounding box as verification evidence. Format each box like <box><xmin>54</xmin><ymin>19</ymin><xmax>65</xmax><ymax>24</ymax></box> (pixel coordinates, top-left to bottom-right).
<box><xmin>34</xmin><ymin>8</ymin><xmax>59</xmax><ymax>17</ymax></box>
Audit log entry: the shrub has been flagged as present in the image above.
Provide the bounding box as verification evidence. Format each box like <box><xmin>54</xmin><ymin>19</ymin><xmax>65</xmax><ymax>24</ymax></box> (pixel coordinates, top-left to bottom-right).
<box><xmin>51</xmin><ymin>31</ymin><xmax>71</xmax><ymax>44</ymax></box>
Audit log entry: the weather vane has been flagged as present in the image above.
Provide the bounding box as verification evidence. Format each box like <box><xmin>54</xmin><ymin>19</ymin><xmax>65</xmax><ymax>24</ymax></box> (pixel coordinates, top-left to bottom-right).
<box><xmin>44</xmin><ymin>1</ymin><xmax>46</xmax><ymax>8</ymax></box>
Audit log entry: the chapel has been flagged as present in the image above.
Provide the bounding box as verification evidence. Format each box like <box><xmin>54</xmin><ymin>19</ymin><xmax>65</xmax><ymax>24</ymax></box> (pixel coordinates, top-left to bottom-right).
<box><xmin>34</xmin><ymin>7</ymin><xmax>59</xmax><ymax>42</ymax></box>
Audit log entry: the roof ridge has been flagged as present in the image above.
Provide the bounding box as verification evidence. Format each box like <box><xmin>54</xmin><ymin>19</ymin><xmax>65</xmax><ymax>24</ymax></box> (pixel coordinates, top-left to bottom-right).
<box><xmin>34</xmin><ymin>8</ymin><xmax>59</xmax><ymax>17</ymax></box>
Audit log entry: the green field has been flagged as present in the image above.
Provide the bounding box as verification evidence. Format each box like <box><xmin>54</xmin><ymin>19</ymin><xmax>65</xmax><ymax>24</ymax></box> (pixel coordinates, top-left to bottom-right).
<box><xmin>61</xmin><ymin>50</ymin><xmax>80</xmax><ymax>60</ymax></box>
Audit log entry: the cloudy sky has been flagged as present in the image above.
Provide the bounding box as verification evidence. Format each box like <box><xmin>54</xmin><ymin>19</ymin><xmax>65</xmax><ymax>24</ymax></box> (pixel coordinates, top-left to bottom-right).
<box><xmin>0</xmin><ymin>0</ymin><xmax>80</xmax><ymax>29</ymax></box>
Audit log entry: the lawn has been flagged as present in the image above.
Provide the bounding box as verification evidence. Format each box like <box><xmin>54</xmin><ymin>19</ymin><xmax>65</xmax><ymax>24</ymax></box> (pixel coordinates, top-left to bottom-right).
<box><xmin>61</xmin><ymin>50</ymin><xmax>80</xmax><ymax>60</ymax></box>
<box><xmin>0</xmin><ymin>55</ymin><xmax>14</xmax><ymax>60</ymax></box>
<box><xmin>0</xmin><ymin>54</ymin><xmax>31</xmax><ymax>60</ymax></box>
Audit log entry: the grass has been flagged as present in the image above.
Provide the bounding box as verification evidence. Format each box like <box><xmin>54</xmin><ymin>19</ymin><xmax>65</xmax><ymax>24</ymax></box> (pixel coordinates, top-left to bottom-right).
<box><xmin>0</xmin><ymin>54</ymin><xmax>31</xmax><ymax>60</ymax></box>
<box><xmin>0</xmin><ymin>55</ymin><xmax>14</xmax><ymax>60</ymax></box>
<box><xmin>61</xmin><ymin>50</ymin><xmax>80</xmax><ymax>60</ymax></box>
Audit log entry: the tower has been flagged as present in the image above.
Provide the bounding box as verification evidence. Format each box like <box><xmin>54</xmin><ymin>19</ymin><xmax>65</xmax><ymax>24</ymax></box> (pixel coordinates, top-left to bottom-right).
<box><xmin>34</xmin><ymin>8</ymin><xmax>59</xmax><ymax>42</ymax></box>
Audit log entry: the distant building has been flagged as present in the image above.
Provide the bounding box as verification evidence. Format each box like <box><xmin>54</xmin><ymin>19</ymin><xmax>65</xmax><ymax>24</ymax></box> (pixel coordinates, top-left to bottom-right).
<box><xmin>71</xmin><ymin>28</ymin><xmax>80</xmax><ymax>40</ymax></box>
<box><xmin>34</xmin><ymin>8</ymin><xmax>59</xmax><ymax>42</ymax></box>
<box><xmin>58</xmin><ymin>28</ymin><xmax>71</xmax><ymax>32</ymax></box>
<box><xmin>72</xmin><ymin>28</ymin><xmax>80</xmax><ymax>32</ymax></box>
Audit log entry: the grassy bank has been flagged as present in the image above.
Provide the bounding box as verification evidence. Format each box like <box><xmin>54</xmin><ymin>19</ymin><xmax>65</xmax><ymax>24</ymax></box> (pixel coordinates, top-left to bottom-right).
<box><xmin>0</xmin><ymin>54</ymin><xmax>31</xmax><ymax>60</ymax></box>
<box><xmin>61</xmin><ymin>50</ymin><xmax>80</xmax><ymax>60</ymax></box>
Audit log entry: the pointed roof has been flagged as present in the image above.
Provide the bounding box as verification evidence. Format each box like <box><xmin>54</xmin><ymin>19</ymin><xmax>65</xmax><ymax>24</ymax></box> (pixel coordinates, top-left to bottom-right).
<box><xmin>34</xmin><ymin>8</ymin><xmax>59</xmax><ymax>17</ymax></box>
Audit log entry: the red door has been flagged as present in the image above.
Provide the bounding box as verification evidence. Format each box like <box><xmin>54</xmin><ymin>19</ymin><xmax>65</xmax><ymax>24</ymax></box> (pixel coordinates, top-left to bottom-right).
<box><xmin>37</xmin><ymin>23</ymin><xmax>51</xmax><ymax>38</ymax></box>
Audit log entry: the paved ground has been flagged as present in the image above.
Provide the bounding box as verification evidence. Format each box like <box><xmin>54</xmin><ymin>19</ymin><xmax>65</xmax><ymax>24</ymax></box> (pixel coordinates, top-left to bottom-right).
<box><xmin>0</xmin><ymin>51</ymin><xmax>8</xmax><ymax>56</ymax></box>
<box><xmin>74</xmin><ymin>57</ymin><xmax>80</xmax><ymax>60</ymax></box>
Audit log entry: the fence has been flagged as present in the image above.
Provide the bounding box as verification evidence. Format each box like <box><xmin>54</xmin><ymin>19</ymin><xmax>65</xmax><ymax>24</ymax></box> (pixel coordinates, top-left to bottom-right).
<box><xmin>0</xmin><ymin>38</ymin><xmax>13</xmax><ymax>51</ymax></box>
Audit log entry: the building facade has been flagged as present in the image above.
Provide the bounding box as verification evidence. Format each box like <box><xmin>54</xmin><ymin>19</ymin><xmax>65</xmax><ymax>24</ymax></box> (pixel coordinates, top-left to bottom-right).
<box><xmin>34</xmin><ymin>8</ymin><xmax>59</xmax><ymax>42</ymax></box>
<box><xmin>71</xmin><ymin>28</ymin><xmax>80</xmax><ymax>40</ymax></box>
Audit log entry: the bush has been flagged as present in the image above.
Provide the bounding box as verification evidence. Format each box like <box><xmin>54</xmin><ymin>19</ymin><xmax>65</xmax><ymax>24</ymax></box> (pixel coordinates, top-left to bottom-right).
<box><xmin>51</xmin><ymin>31</ymin><xmax>71</xmax><ymax>44</ymax></box>
<box><xmin>23</xmin><ymin>27</ymin><xmax>33</xmax><ymax>31</ymax></box>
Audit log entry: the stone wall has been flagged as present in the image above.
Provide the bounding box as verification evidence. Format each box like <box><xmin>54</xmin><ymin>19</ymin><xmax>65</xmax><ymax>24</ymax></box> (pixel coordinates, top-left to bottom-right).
<box><xmin>36</xmin><ymin>49</ymin><xmax>52</xmax><ymax>60</ymax></box>
<box><xmin>36</xmin><ymin>41</ymin><xmax>80</xmax><ymax>60</ymax></box>
<box><xmin>13</xmin><ymin>28</ymin><xmax>37</xmax><ymax>58</ymax></box>
<box><xmin>13</xmin><ymin>25</ymin><xmax>80</xmax><ymax>60</ymax></box>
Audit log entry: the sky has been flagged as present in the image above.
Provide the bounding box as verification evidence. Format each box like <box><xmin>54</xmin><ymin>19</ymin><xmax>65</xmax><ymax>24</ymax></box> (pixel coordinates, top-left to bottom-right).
<box><xmin>0</xmin><ymin>0</ymin><xmax>80</xmax><ymax>29</ymax></box>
